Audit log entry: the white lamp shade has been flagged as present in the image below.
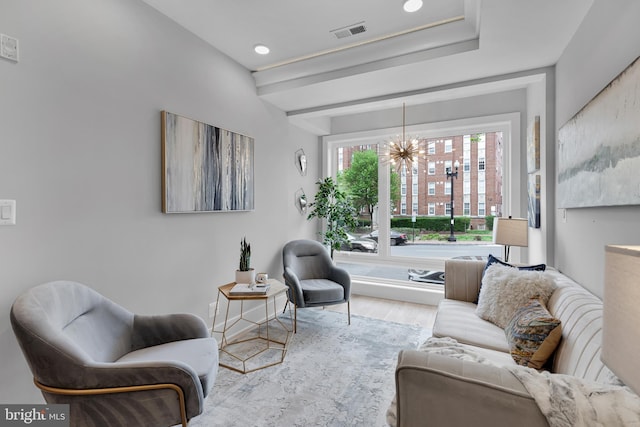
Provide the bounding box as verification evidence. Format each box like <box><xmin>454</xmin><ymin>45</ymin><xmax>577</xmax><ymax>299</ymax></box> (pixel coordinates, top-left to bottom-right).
<box><xmin>493</xmin><ymin>217</ymin><xmax>528</xmax><ymax>247</ymax></box>
<box><xmin>603</xmin><ymin>245</ymin><xmax>640</xmax><ymax>395</ymax></box>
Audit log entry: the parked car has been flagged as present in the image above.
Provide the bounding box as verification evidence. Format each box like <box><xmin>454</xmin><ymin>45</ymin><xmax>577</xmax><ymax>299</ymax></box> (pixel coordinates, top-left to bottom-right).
<box><xmin>408</xmin><ymin>269</ymin><xmax>445</xmax><ymax>284</ymax></box>
<box><xmin>360</xmin><ymin>229</ymin><xmax>408</xmax><ymax>246</ymax></box>
<box><xmin>340</xmin><ymin>233</ymin><xmax>378</xmax><ymax>253</ymax></box>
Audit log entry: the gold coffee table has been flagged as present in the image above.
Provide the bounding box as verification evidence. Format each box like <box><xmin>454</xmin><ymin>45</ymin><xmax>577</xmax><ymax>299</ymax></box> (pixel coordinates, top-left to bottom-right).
<box><xmin>212</xmin><ymin>279</ymin><xmax>293</xmax><ymax>373</ymax></box>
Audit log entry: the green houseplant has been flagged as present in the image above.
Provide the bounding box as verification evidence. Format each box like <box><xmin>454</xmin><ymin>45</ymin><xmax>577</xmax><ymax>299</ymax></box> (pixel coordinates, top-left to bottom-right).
<box><xmin>235</xmin><ymin>237</ymin><xmax>255</xmax><ymax>284</ymax></box>
<box><xmin>307</xmin><ymin>177</ymin><xmax>358</xmax><ymax>258</ymax></box>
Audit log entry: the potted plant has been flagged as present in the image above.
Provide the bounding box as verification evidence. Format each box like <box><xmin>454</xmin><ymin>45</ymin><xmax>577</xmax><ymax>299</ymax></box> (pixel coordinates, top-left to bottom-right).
<box><xmin>235</xmin><ymin>237</ymin><xmax>255</xmax><ymax>284</ymax></box>
<box><xmin>307</xmin><ymin>177</ymin><xmax>358</xmax><ymax>258</ymax></box>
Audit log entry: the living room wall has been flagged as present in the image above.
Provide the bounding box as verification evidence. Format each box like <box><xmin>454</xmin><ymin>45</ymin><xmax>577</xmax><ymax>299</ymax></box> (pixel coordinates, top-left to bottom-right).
<box><xmin>0</xmin><ymin>0</ymin><xmax>318</xmax><ymax>403</ymax></box>
<box><xmin>554</xmin><ymin>0</ymin><xmax>640</xmax><ymax>297</ymax></box>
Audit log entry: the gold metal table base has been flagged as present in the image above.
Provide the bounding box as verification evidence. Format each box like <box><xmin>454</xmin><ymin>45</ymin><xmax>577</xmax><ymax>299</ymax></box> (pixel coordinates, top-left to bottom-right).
<box><xmin>212</xmin><ymin>279</ymin><xmax>293</xmax><ymax>374</ymax></box>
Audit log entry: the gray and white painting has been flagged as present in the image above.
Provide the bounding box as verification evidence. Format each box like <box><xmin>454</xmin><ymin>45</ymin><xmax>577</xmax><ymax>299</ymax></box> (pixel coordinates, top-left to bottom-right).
<box><xmin>162</xmin><ymin>112</ymin><xmax>254</xmax><ymax>213</ymax></box>
<box><xmin>557</xmin><ymin>56</ymin><xmax>640</xmax><ymax>208</ymax></box>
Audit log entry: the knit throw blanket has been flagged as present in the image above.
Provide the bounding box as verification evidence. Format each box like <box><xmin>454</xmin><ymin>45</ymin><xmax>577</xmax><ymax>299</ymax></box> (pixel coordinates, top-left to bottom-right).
<box><xmin>387</xmin><ymin>337</ymin><xmax>640</xmax><ymax>427</ymax></box>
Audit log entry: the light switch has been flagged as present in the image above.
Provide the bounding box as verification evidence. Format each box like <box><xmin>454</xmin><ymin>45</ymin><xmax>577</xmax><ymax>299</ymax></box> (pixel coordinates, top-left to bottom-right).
<box><xmin>0</xmin><ymin>200</ymin><xmax>16</xmax><ymax>225</ymax></box>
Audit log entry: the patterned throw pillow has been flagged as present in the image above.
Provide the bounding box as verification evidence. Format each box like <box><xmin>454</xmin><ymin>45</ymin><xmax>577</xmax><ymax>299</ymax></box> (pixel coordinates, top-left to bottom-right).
<box><xmin>505</xmin><ymin>299</ymin><xmax>562</xmax><ymax>369</ymax></box>
<box><xmin>476</xmin><ymin>264</ymin><xmax>556</xmax><ymax>328</ymax></box>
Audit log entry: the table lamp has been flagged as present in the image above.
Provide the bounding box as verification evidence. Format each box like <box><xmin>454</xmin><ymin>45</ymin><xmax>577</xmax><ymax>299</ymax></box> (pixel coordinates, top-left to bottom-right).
<box><xmin>493</xmin><ymin>216</ymin><xmax>528</xmax><ymax>262</ymax></box>
<box><xmin>602</xmin><ymin>245</ymin><xmax>640</xmax><ymax>395</ymax></box>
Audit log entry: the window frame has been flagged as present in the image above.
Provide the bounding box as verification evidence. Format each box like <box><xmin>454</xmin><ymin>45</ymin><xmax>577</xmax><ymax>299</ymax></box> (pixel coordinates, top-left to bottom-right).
<box><xmin>321</xmin><ymin>113</ymin><xmax>522</xmax><ymax>287</ymax></box>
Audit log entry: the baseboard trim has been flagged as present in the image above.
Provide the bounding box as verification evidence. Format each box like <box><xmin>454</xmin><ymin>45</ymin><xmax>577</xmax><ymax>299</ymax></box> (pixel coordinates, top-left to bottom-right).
<box><xmin>352</xmin><ymin>279</ymin><xmax>443</xmax><ymax>306</ymax></box>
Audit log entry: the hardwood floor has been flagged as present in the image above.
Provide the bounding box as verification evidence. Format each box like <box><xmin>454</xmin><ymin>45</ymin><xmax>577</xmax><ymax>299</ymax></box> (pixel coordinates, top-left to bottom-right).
<box><xmin>325</xmin><ymin>294</ymin><xmax>437</xmax><ymax>330</ymax></box>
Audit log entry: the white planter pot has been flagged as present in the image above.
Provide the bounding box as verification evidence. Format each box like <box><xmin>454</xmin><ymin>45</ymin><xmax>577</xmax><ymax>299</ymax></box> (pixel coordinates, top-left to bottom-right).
<box><xmin>235</xmin><ymin>269</ymin><xmax>255</xmax><ymax>284</ymax></box>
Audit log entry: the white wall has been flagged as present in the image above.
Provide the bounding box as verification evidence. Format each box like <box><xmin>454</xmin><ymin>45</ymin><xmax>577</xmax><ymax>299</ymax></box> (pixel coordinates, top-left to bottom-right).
<box><xmin>554</xmin><ymin>0</ymin><xmax>640</xmax><ymax>297</ymax></box>
<box><xmin>0</xmin><ymin>0</ymin><xmax>317</xmax><ymax>403</ymax></box>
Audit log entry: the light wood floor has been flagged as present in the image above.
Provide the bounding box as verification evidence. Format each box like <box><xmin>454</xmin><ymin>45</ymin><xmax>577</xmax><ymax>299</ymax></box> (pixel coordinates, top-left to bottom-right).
<box><xmin>325</xmin><ymin>294</ymin><xmax>437</xmax><ymax>329</ymax></box>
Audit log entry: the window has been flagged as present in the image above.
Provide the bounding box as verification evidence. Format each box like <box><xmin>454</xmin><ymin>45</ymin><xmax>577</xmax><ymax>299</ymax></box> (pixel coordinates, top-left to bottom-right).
<box><xmin>478</xmin><ymin>158</ymin><xmax>485</xmax><ymax>171</ymax></box>
<box><xmin>444</xmin><ymin>139</ymin><xmax>453</xmax><ymax>153</ymax></box>
<box><xmin>324</xmin><ymin>118</ymin><xmax>510</xmax><ymax>294</ymax></box>
<box><xmin>428</xmin><ymin>161</ymin><xmax>436</xmax><ymax>175</ymax></box>
<box><xmin>478</xmin><ymin>202</ymin><xmax>485</xmax><ymax>216</ymax></box>
<box><xmin>444</xmin><ymin>160</ymin><xmax>452</xmax><ymax>174</ymax></box>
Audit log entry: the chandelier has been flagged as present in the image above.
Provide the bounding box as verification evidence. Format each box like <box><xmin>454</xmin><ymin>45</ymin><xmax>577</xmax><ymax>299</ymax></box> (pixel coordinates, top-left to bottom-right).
<box><xmin>388</xmin><ymin>103</ymin><xmax>423</xmax><ymax>169</ymax></box>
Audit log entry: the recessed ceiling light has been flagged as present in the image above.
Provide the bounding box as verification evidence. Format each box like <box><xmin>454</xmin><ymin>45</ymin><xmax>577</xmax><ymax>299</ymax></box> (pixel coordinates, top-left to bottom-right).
<box><xmin>254</xmin><ymin>44</ymin><xmax>270</xmax><ymax>55</ymax></box>
<box><xmin>403</xmin><ymin>0</ymin><xmax>423</xmax><ymax>13</ymax></box>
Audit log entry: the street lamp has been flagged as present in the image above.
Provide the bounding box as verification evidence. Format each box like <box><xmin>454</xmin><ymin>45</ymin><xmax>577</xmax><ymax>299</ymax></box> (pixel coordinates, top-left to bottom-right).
<box><xmin>447</xmin><ymin>159</ymin><xmax>460</xmax><ymax>242</ymax></box>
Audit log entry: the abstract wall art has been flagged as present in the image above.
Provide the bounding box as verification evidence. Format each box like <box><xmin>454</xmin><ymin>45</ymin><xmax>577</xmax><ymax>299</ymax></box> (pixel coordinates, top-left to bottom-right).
<box><xmin>528</xmin><ymin>174</ymin><xmax>541</xmax><ymax>228</ymax></box>
<box><xmin>161</xmin><ymin>111</ymin><xmax>254</xmax><ymax>213</ymax></box>
<box><xmin>557</xmin><ymin>56</ymin><xmax>640</xmax><ymax>208</ymax></box>
<box><xmin>527</xmin><ymin>115</ymin><xmax>540</xmax><ymax>173</ymax></box>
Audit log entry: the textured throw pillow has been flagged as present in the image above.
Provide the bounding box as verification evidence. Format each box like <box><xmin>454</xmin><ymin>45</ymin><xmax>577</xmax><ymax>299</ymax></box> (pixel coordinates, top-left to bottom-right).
<box><xmin>474</xmin><ymin>254</ymin><xmax>547</xmax><ymax>303</ymax></box>
<box><xmin>505</xmin><ymin>299</ymin><xmax>562</xmax><ymax>369</ymax></box>
<box><xmin>475</xmin><ymin>263</ymin><xmax>556</xmax><ymax>328</ymax></box>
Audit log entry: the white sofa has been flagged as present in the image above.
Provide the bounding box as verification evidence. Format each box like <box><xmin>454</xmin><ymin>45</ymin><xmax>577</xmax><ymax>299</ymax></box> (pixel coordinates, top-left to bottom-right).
<box><xmin>394</xmin><ymin>259</ymin><xmax>621</xmax><ymax>427</ymax></box>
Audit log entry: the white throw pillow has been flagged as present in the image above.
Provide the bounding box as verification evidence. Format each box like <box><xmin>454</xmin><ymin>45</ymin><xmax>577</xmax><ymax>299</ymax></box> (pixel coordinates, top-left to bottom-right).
<box><xmin>475</xmin><ymin>264</ymin><xmax>556</xmax><ymax>328</ymax></box>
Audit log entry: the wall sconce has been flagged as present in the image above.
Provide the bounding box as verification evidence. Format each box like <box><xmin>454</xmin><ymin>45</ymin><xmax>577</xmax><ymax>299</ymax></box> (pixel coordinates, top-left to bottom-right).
<box><xmin>493</xmin><ymin>216</ymin><xmax>528</xmax><ymax>262</ymax></box>
<box><xmin>294</xmin><ymin>188</ymin><xmax>307</xmax><ymax>215</ymax></box>
<box><xmin>295</xmin><ymin>149</ymin><xmax>307</xmax><ymax>176</ymax></box>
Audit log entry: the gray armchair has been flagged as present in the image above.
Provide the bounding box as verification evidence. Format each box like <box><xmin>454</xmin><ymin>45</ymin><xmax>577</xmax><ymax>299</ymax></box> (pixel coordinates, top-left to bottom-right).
<box><xmin>10</xmin><ymin>280</ymin><xmax>218</xmax><ymax>427</ymax></box>
<box><xmin>282</xmin><ymin>239</ymin><xmax>351</xmax><ymax>332</ymax></box>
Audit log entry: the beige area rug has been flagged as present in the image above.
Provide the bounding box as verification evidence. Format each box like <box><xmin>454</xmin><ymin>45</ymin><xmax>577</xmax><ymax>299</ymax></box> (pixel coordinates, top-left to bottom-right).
<box><xmin>189</xmin><ymin>308</ymin><xmax>431</xmax><ymax>427</ymax></box>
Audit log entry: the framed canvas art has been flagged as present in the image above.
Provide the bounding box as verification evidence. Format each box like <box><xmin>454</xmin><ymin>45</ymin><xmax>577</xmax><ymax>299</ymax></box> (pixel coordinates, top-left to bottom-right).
<box><xmin>161</xmin><ymin>111</ymin><xmax>254</xmax><ymax>213</ymax></box>
<box><xmin>557</xmin><ymin>56</ymin><xmax>640</xmax><ymax>208</ymax></box>
<box><xmin>528</xmin><ymin>174</ymin><xmax>541</xmax><ymax>228</ymax></box>
<box><xmin>527</xmin><ymin>116</ymin><xmax>540</xmax><ymax>173</ymax></box>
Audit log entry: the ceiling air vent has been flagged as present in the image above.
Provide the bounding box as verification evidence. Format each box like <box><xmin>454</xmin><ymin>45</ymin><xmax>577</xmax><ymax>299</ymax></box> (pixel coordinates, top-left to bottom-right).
<box><xmin>331</xmin><ymin>22</ymin><xmax>367</xmax><ymax>39</ymax></box>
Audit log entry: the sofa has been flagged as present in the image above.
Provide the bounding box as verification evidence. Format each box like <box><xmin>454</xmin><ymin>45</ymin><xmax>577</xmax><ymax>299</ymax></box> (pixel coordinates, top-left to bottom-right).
<box><xmin>393</xmin><ymin>258</ymin><xmax>625</xmax><ymax>427</ymax></box>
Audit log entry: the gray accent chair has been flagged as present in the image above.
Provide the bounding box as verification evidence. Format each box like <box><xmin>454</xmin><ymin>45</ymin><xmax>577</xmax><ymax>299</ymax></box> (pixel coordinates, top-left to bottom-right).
<box><xmin>10</xmin><ymin>280</ymin><xmax>219</xmax><ymax>427</ymax></box>
<box><xmin>282</xmin><ymin>239</ymin><xmax>351</xmax><ymax>332</ymax></box>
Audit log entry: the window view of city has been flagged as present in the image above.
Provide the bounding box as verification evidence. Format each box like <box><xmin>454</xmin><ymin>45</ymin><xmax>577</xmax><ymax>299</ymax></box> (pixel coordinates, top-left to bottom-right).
<box><xmin>332</xmin><ymin>132</ymin><xmax>505</xmax><ymax>287</ymax></box>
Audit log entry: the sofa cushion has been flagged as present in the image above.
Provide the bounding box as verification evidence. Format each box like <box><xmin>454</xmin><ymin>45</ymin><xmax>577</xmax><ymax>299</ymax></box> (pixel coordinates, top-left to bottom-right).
<box><xmin>434</xmin><ymin>299</ymin><xmax>510</xmax><ymax>353</ymax></box>
<box><xmin>476</xmin><ymin>264</ymin><xmax>556</xmax><ymax>328</ymax></box>
<box><xmin>505</xmin><ymin>299</ymin><xmax>562</xmax><ymax>369</ymax></box>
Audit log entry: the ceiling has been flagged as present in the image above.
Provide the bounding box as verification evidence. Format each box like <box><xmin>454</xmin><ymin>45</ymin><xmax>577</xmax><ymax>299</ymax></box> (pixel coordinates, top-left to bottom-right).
<box><xmin>141</xmin><ymin>0</ymin><xmax>594</xmax><ymax>133</ymax></box>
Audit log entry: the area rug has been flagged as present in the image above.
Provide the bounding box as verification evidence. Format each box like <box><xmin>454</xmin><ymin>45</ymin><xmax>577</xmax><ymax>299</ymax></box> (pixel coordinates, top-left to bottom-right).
<box><xmin>189</xmin><ymin>309</ymin><xmax>431</xmax><ymax>427</ymax></box>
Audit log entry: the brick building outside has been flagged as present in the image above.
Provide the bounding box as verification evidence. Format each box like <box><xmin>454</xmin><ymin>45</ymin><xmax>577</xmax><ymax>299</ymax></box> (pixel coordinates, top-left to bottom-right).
<box><xmin>338</xmin><ymin>132</ymin><xmax>503</xmax><ymax>230</ymax></box>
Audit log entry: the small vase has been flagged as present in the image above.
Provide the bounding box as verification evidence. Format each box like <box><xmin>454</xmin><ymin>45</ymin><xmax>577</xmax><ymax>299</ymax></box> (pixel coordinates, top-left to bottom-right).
<box><xmin>235</xmin><ymin>269</ymin><xmax>255</xmax><ymax>284</ymax></box>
